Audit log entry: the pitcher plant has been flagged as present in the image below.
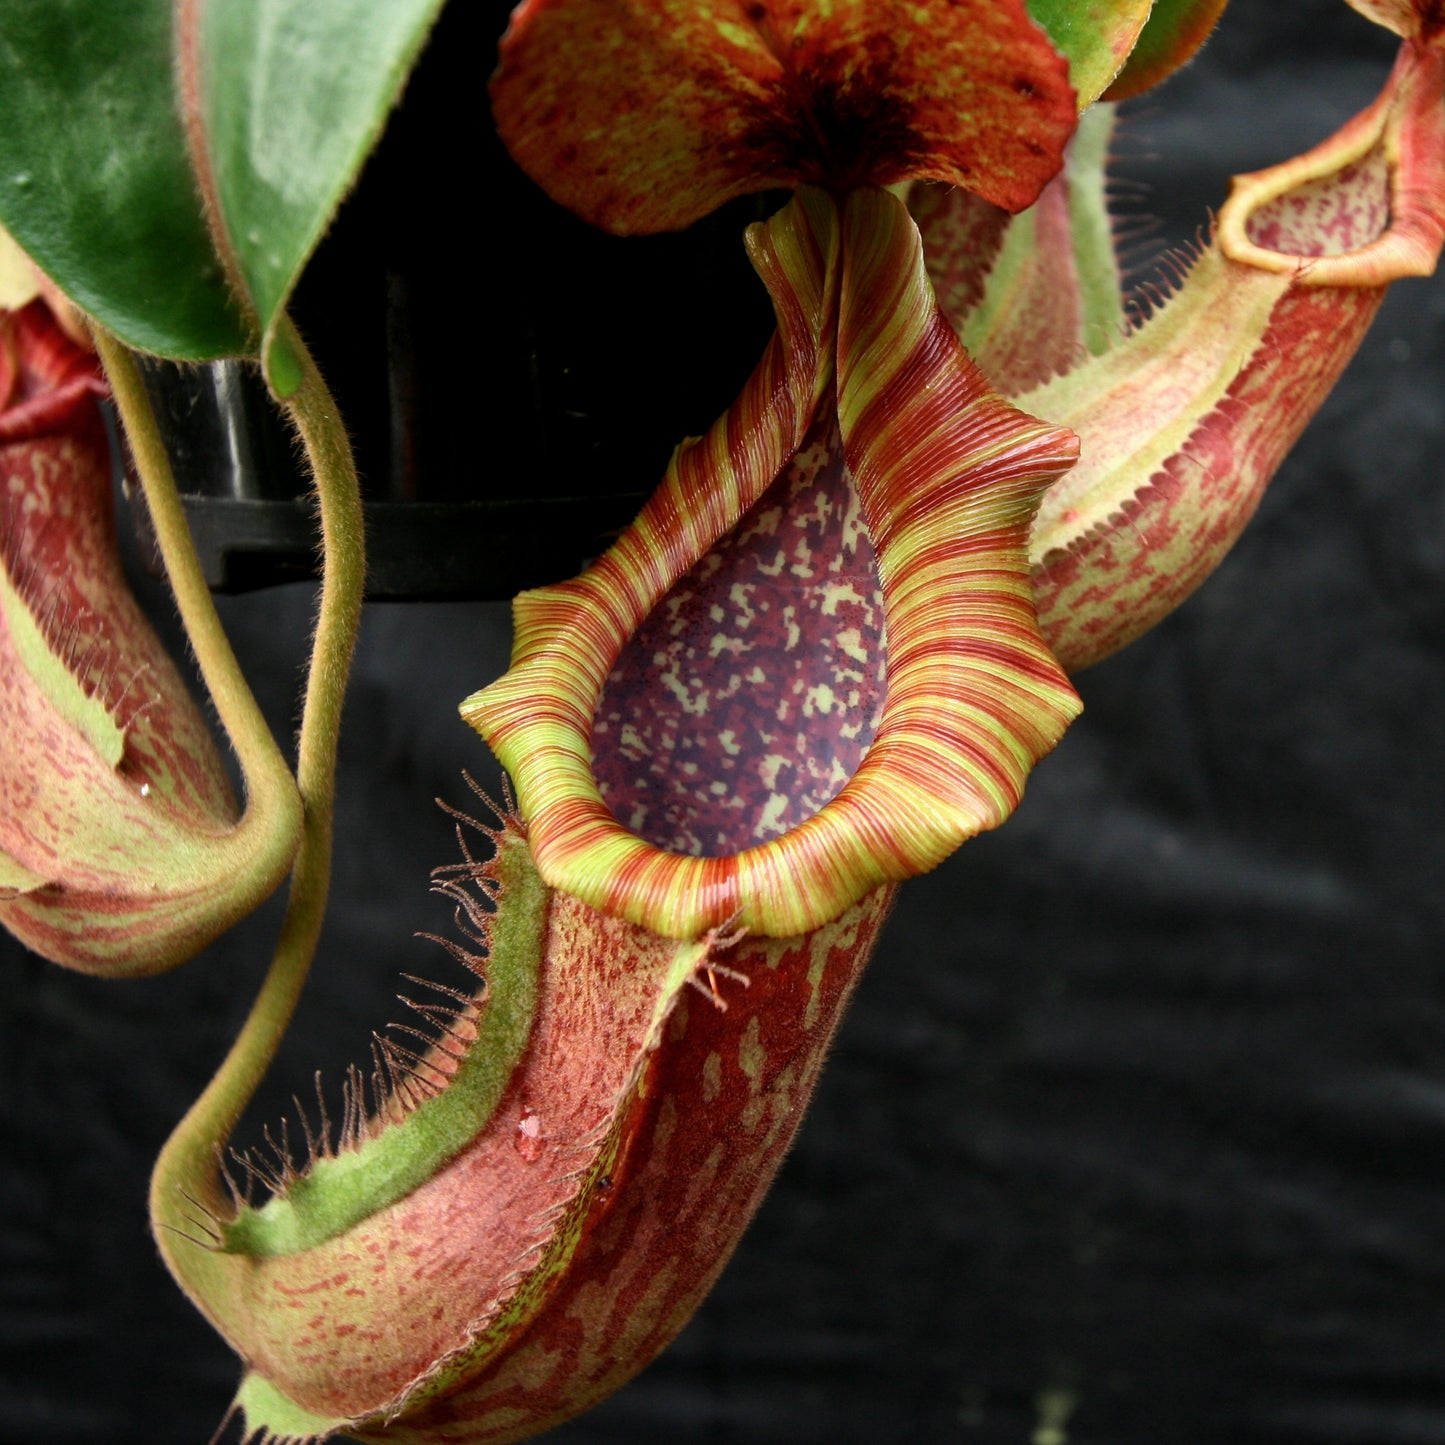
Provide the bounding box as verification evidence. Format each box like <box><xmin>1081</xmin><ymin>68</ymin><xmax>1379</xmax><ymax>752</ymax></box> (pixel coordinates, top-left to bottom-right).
<box><xmin>0</xmin><ymin>0</ymin><xmax>1441</xmax><ymax>1440</ymax></box>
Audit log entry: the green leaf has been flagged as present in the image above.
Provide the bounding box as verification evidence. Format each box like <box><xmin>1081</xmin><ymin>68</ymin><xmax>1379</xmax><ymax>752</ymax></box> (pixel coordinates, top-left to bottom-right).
<box><xmin>1103</xmin><ymin>0</ymin><xmax>1231</xmax><ymax>100</ymax></box>
<box><xmin>182</xmin><ymin>0</ymin><xmax>447</xmax><ymax>394</ymax></box>
<box><xmin>1026</xmin><ymin>0</ymin><xmax>1156</xmax><ymax>106</ymax></box>
<box><xmin>0</xmin><ymin>1</ymin><xmax>247</xmax><ymax>358</ymax></box>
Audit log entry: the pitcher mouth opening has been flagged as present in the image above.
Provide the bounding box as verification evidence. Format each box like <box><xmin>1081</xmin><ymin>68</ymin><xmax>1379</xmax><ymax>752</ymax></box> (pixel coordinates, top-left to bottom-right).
<box><xmin>464</xmin><ymin>188</ymin><xmax>1081</xmax><ymax>941</ymax></box>
<box><xmin>1219</xmin><ymin>42</ymin><xmax>1445</xmax><ymax>287</ymax></box>
<box><xmin>590</xmin><ymin>412</ymin><xmax>888</xmax><ymax>862</ymax></box>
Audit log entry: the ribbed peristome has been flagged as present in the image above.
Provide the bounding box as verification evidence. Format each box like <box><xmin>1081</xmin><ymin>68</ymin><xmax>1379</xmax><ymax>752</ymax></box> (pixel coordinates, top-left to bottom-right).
<box><xmin>464</xmin><ymin>187</ymin><xmax>1082</xmax><ymax>939</ymax></box>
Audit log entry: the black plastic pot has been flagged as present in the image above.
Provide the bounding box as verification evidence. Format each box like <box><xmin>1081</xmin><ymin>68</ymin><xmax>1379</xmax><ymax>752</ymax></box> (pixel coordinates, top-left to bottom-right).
<box><xmin>128</xmin><ymin>0</ymin><xmax>779</xmax><ymax>600</ymax></box>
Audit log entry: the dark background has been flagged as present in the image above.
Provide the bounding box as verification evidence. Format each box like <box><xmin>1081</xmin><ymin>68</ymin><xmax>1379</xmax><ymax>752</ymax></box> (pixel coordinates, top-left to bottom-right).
<box><xmin>4</xmin><ymin>1</ymin><xmax>1445</xmax><ymax>1441</ymax></box>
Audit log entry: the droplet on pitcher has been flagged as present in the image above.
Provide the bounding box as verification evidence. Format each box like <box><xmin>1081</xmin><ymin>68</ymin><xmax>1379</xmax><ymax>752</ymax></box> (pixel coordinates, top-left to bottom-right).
<box><xmin>515</xmin><ymin>1107</ymin><xmax>544</xmax><ymax>1162</ymax></box>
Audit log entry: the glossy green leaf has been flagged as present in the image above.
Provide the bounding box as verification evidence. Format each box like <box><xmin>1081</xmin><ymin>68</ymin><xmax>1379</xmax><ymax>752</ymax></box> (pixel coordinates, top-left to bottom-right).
<box><xmin>1104</xmin><ymin>0</ymin><xmax>1231</xmax><ymax>100</ymax></box>
<box><xmin>1026</xmin><ymin>0</ymin><xmax>1155</xmax><ymax>106</ymax></box>
<box><xmin>0</xmin><ymin>1</ymin><xmax>247</xmax><ymax>358</ymax></box>
<box><xmin>181</xmin><ymin>0</ymin><xmax>447</xmax><ymax>394</ymax></box>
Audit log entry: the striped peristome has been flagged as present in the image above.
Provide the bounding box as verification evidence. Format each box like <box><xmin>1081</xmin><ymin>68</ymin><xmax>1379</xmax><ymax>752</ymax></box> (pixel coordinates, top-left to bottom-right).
<box><xmin>464</xmin><ymin>186</ymin><xmax>1082</xmax><ymax>940</ymax></box>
